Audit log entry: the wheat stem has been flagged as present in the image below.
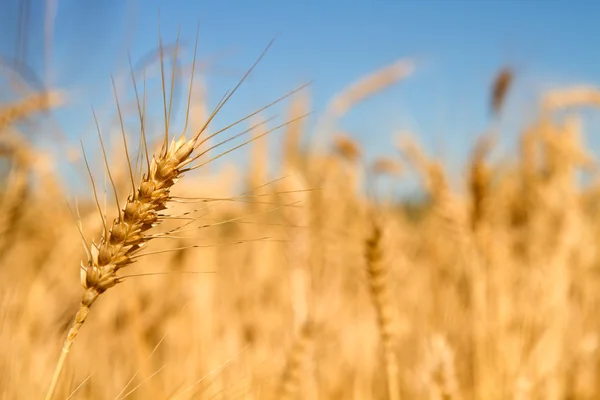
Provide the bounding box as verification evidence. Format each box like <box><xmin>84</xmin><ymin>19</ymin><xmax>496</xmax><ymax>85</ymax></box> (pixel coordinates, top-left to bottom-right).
<box><xmin>45</xmin><ymin>289</ymin><xmax>99</xmax><ymax>400</ymax></box>
<box><xmin>366</xmin><ymin>220</ymin><xmax>401</xmax><ymax>400</ymax></box>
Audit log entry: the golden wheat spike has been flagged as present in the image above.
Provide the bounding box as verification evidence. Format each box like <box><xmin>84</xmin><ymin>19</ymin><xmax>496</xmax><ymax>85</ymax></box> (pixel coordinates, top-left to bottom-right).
<box><xmin>490</xmin><ymin>67</ymin><xmax>513</xmax><ymax>116</ymax></box>
<box><xmin>328</xmin><ymin>59</ymin><xmax>415</xmax><ymax>118</ymax></box>
<box><xmin>372</xmin><ymin>156</ymin><xmax>403</xmax><ymax>177</ymax></box>
<box><xmin>0</xmin><ymin>91</ymin><xmax>63</xmax><ymax>133</ymax></box>
<box><xmin>365</xmin><ymin>219</ymin><xmax>401</xmax><ymax>400</ymax></box>
<box><xmin>276</xmin><ymin>321</ymin><xmax>314</xmax><ymax>400</ymax></box>
<box><xmin>44</xmin><ymin>36</ymin><xmax>307</xmax><ymax>399</ymax></box>
<box><xmin>542</xmin><ymin>86</ymin><xmax>600</xmax><ymax>112</ymax></box>
<box><xmin>333</xmin><ymin>132</ymin><xmax>362</xmax><ymax>163</ymax></box>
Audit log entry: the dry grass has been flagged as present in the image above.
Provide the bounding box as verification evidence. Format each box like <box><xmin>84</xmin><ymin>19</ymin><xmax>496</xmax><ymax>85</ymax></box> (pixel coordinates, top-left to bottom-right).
<box><xmin>3</xmin><ymin>30</ymin><xmax>600</xmax><ymax>400</ymax></box>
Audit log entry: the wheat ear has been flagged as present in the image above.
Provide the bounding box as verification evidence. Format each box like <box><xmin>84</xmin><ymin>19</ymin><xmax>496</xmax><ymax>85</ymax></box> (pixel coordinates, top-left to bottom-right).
<box><xmin>276</xmin><ymin>320</ymin><xmax>314</xmax><ymax>400</ymax></box>
<box><xmin>366</xmin><ymin>219</ymin><xmax>401</xmax><ymax>400</ymax></box>
<box><xmin>45</xmin><ymin>128</ymin><xmax>202</xmax><ymax>398</ymax></box>
<box><xmin>44</xmin><ymin>33</ymin><xmax>306</xmax><ymax>399</ymax></box>
<box><xmin>0</xmin><ymin>91</ymin><xmax>64</xmax><ymax>133</ymax></box>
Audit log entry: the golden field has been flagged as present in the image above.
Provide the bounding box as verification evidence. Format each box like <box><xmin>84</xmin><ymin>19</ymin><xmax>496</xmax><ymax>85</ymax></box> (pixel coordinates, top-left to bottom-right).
<box><xmin>2</xmin><ymin>44</ymin><xmax>600</xmax><ymax>400</ymax></box>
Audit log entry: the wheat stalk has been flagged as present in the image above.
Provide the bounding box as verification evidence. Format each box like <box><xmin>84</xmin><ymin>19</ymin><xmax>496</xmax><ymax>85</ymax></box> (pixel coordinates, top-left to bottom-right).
<box><xmin>365</xmin><ymin>218</ymin><xmax>401</xmax><ymax>400</ymax></box>
<box><xmin>276</xmin><ymin>320</ymin><xmax>314</xmax><ymax>400</ymax></box>
<box><xmin>0</xmin><ymin>91</ymin><xmax>64</xmax><ymax>133</ymax></box>
<box><xmin>328</xmin><ymin>59</ymin><xmax>415</xmax><ymax>118</ymax></box>
<box><xmin>490</xmin><ymin>67</ymin><xmax>513</xmax><ymax>116</ymax></box>
<box><xmin>541</xmin><ymin>86</ymin><xmax>600</xmax><ymax>113</ymax></box>
<box><xmin>44</xmin><ymin>32</ymin><xmax>307</xmax><ymax>399</ymax></box>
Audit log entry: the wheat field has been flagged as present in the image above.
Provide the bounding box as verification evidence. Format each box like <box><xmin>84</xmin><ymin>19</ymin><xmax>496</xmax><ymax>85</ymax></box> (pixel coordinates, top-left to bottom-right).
<box><xmin>2</xmin><ymin>20</ymin><xmax>600</xmax><ymax>400</ymax></box>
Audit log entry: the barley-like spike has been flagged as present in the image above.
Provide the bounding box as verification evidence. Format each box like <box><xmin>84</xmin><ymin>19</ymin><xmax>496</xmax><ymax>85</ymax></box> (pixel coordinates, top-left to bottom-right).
<box><xmin>276</xmin><ymin>320</ymin><xmax>314</xmax><ymax>400</ymax></box>
<box><xmin>46</xmin><ymin>133</ymin><xmax>200</xmax><ymax>400</ymax></box>
<box><xmin>45</xmin><ymin>36</ymin><xmax>308</xmax><ymax>399</ymax></box>
<box><xmin>491</xmin><ymin>67</ymin><xmax>513</xmax><ymax>116</ymax></box>
<box><xmin>0</xmin><ymin>91</ymin><xmax>63</xmax><ymax>132</ymax></box>
<box><xmin>366</xmin><ymin>219</ymin><xmax>401</xmax><ymax>400</ymax></box>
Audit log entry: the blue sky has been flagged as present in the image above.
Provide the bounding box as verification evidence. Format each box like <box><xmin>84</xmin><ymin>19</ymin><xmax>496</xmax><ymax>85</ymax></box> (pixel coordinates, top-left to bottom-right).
<box><xmin>2</xmin><ymin>0</ymin><xmax>600</xmax><ymax>194</ymax></box>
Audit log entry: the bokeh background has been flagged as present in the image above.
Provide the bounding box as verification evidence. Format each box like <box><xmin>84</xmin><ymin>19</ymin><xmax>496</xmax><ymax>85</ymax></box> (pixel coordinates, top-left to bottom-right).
<box><xmin>2</xmin><ymin>1</ymin><xmax>600</xmax><ymax>399</ymax></box>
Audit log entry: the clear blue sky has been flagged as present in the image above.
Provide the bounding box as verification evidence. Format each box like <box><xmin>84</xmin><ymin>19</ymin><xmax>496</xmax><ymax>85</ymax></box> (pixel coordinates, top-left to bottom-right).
<box><xmin>2</xmin><ymin>0</ymin><xmax>600</xmax><ymax>193</ymax></box>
